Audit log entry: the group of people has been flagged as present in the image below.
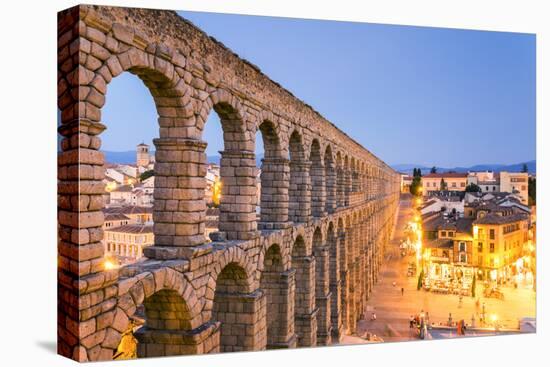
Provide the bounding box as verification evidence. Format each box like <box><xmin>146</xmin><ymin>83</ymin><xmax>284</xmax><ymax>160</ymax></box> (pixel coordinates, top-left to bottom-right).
<box><xmin>409</xmin><ymin>310</ymin><xmax>429</xmax><ymax>339</ymax></box>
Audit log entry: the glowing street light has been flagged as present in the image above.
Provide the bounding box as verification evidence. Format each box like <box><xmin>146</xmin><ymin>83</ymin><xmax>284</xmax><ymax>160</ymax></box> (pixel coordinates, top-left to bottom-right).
<box><xmin>104</xmin><ymin>259</ymin><xmax>117</xmax><ymax>270</ymax></box>
<box><xmin>212</xmin><ymin>179</ymin><xmax>222</xmax><ymax>206</ymax></box>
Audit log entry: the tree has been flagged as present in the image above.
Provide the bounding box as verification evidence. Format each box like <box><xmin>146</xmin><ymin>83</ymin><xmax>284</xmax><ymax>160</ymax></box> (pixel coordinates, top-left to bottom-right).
<box><xmin>465</xmin><ymin>183</ymin><xmax>482</xmax><ymax>193</ymax></box>
<box><xmin>139</xmin><ymin>169</ymin><xmax>154</xmax><ymax>182</ymax></box>
<box><xmin>522</xmin><ymin>163</ymin><xmax>529</xmax><ymax>173</ymax></box>
<box><xmin>440</xmin><ymin>178</ymin><xmax>448</xmax><ymax>191</ymax></box>
<box><xmin>417</xmin><ymin>269</ymin><xmax>424</xmax><ymax>290</ymax></box>
<box><xmin>409</xmin><ymin>167</ymin><xmax>423</xmax><ymax>196</ymax></box>
<box><xmin>528</xmin><ymin>177</ymin><xmax>536</xmax><ymax>206</ymax></box>
<box><xmin>430</xmin><ymin>166</ymin><xmax>437</xmax><ymax>174</ymax></box>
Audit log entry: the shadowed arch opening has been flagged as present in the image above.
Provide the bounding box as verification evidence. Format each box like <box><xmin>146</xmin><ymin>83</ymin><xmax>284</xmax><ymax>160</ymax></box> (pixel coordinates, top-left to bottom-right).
<box><xmin>260</xmin><ymin>244</ymin><xmax>294</xmax><ymax>348</ymax></box>
<box><xmin>213</xmin><ymin>262</ymin><xmax>263</xmax><ymax>352</ymax></box>
<box><xmin>313</xmin><ymin>227</ymin><xmax>331</xmax><ymax>344</ymax></box>
<box><xmin>115</xmin><ymin>281</ymin><xmax>201</xmax><ymax>359</ymax></box>
<box><xmin>288</xmin><ymin>131</ymin><xmax>311</xmax><ymax>222</ymax></box>
<box><xmin>310</xmin><ymin>140</ymin><xmax>325</xmax><ymax>218</ymax></box>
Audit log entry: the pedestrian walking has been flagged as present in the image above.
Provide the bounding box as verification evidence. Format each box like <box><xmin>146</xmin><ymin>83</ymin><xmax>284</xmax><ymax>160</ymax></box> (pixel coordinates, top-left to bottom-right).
<box><xmin>392</xmin><ymin>281</ymin><xmax>396</xmax><ymax>287</ymax></box>
<box><xmin>401</xmin><ymin>287</ymin><xmax>404</xmax><ymax>296</ymax></box>
<box><xmin>370</xmin><ymin>312</ymin><xmax>377</xmax><ymax>321</ymax></box>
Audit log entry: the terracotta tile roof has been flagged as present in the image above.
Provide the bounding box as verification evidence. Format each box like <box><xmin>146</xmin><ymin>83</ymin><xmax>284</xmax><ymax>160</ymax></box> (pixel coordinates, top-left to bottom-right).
<box><xmin>105</xmin><ymin>224</ymin><xmax>153</xmax><ymax>234</ymax></box>
<box><xmin>104</xmin><ymin>213</ymin><xmax>131</xmax><ymax>221</ymax></box>
<box><xmin>103</xmin><ymin>206</ymin><xmax>153</xmax><ymax>215</ymax></box>
<box><xmin>473</xmin><ymin>212</ymin><xmax>528</xmax><ymax>225</ymax></box>
<box><xmin>423</xmin><ymin>173</ymin><xmax>468</xmax><ymax>178</ymax></box>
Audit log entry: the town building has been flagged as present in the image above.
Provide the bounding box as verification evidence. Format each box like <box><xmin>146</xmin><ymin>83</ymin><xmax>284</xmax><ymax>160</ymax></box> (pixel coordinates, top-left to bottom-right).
<box><xmin>499</xmin><ymin>171</ymin><xmax>529</xmax><ymax>205</ymax></box>
<box><xmin>400</xmin><ymin>173</ymin><xmax>413</xmax><ymax>193</ymax></box>
<box><xmin>104</xmin><ymin>224</ymin><xmax>154</xmax><ymax>264</ymax></box>
<box><xmin>420</xmin><ymin>195</ymin><xmax>530</xmax><ymax>290</ymax></box>
<box><xmin>102</xmin><ymin>206</ymin><xmax>155</xmax><ymax>265</ymax></box>
<box><xmin>421</xmin><ymin>172</ymin><xmax>468</xmax><ymax>193</ymax></box>
<box><xmin>467</xmin><ymin>171</ymin><xmax>529</xmax><ymax>204</ymax></box>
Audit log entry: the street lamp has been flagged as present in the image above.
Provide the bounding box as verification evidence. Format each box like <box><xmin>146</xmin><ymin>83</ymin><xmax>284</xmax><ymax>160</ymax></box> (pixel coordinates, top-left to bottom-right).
<box><xmin>104</xmin><ymin>259</ymin><xmax>117</xmax><ymax>270</ymax></box>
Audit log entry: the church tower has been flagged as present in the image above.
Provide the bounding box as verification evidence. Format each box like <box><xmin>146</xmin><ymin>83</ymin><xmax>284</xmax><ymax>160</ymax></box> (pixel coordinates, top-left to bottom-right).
<box><xmin>136</xmin><ymin>142</ymin><xmax>150</xmax><ymax>168</ymax></box>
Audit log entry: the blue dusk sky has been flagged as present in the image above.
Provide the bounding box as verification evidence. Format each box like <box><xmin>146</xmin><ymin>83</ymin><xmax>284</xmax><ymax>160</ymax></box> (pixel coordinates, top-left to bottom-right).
<box><xmin>101</xmin><ymin>11</ymin><xmax>536</xmax><ymax>167</ymax></box>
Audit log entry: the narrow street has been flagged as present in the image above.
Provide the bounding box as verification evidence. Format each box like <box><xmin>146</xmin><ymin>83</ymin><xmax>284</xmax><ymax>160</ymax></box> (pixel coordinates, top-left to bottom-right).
<box><xmin>357</xmin><ymin>194</ymin><xmax>536</xmax><ymax>342</ymax></box>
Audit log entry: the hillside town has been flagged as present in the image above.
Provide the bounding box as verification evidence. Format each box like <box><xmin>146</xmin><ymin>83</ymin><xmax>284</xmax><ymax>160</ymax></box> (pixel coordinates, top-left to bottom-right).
<box><xmin>101</xmin><ymin>143</ymin><xmax>229</xmax><ymax>266</ymax></box>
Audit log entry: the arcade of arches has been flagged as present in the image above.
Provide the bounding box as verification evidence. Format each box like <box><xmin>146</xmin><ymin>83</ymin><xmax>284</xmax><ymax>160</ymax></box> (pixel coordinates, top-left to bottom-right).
<box><xmin>57</xmin><ymin>5</ymin><xmax>401</xmax><ymax>361</ymax></box>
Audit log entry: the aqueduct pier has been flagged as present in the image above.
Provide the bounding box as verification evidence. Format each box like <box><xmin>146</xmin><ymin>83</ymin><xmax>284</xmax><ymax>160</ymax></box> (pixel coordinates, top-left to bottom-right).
<box><xmin>57</xmin><ymin>5</ymin><xmax>401</xmax><ymax>361</ymax></box>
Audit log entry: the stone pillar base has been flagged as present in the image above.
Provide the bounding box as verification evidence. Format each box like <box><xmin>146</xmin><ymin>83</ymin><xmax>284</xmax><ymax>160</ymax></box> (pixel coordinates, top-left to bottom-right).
<box><xmin>331</xmin><ymin>323</ymin><xmax>344</xmax><ymax>343</ymax></box>
<box><xmin>316</xmin><ymin>293</ymin><xmax>332</xmax><ymax>346</ymax></box>
<box><xmin>214</xmin><ymin>289</ymin><xmax>267</xmax><ymax>353</ymax></box>
<box><xmin>295</xmin><ymin>308</ymin><xmax>318</xmax><ymax>347</ymax></box>
<box><xmin>135</xmin><ymin>321</ymin><xmax>221</xmax><ymax>357</ymax></box>
<box><xmin>267</xmin><ymin>334</ymin><xmax>298</xmax><ymax>349</ymax></box>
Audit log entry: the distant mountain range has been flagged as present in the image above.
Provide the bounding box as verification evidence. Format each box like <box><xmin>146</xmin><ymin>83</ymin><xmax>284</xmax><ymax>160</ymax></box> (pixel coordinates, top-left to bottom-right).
<box><xmin>103</xmin><ymin>151</ymin><xmax>534</xmax><ymax>175</ymax></box>
<box><xmin>391</xmin><ymin>160</ymin><xmax>536</xmax><ymax>175</ymax></box>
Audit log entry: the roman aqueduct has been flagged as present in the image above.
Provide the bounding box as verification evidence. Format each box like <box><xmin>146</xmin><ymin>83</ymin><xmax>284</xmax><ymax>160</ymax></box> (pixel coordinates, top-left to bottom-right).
<box><xmin>58</xmin><ymin>5</ymin><xmax>401</xmax><ymax>361</ymax></box>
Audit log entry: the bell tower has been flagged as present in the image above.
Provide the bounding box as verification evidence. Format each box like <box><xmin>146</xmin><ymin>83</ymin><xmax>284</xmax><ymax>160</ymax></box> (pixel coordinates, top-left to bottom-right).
<box><xmin>137</xmin><ymin>142</ymin><xmax>150</xmax><ymax>168</ymax></box>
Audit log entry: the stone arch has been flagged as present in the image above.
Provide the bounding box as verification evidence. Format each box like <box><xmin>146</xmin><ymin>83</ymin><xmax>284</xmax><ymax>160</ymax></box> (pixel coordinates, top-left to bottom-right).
<box><xmin>323</xmin><ymin>144</ymin><xmax>337</xmax><ymax>214</ymax></box>
<box><xmin>260</xmin><ymin>243</ymin><xmax>296</xmax><ymax>348</ymax></box>
<box><xmin>336</xmin><ymin>151</ymin><xmax>344</xmax><ymax>207</ymax></box>
<box><xmin>212</xmin><ymin>260</ymin><xmax>266</xmax><ymax>352</ymax></box>
<box><xmin>288</xmin><ymin>129</ymin><xmax>311</xmax><ymax>223</ymax></box>
<box><xmin>257</xmin><ymin>117</ymin><xmax>289</xmax><ymax>229</ymax></box>
<box><xmin>210</xmin><ymin>247</ymin><xmax>256</xmax><ymax>295</ymax></box>
<box><xmin>310</xmin><ymin>139</ymin><xmax>326</xmax><ymax>218</ymax></box>
<box><xmin>202</xmin><ymin>90</ymin><xmax>257</xmax><ymax>241</ymax></box>
<box><xmin>113</xmin><ymin>267</ymin><xmax>209</xmax><ymax>358</ymax></box>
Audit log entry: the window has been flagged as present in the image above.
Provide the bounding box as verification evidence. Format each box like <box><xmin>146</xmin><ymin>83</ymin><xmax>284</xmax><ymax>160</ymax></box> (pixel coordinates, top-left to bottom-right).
<box><xmin>486</xmin><ymin>186</ymin><xmax>489</xmax><ymax>191</ymax></box>
<box><xmin>490</xmin><ymin>258</ymin><xmax>494</xmax><ymax>267</ymax></box>
<box><xmin>449</xmin><ymin>231</ymin><xmax>455</xmax><ymax>238</ymax></box>
<box><xmin>452</xmin><ymin>182</ymin><xmax>457</xmax><ymax>188</ymax></box>
<box><xmin>441</xmin><ymin>231</ymin><xmax>447</xmax><ymax>237</ymax></box>
<box><xmin>461</xmin><ymin>182</ymin><xmax>465</xmax><ymax>187</ymax></box>
<box><xmin>459</xmin><ymin>253</ymin><xmax>467</xmax><ymax>263</ymax></box>
<box><xmin>478</xmin><ymin>242</ymin><xmax>483</xmax><ymax>252</ymax></box>
<box><xmin>478</xmin><ymin>255</ymin><xmax>483</xmax><ymax>266</ymax></box>
<box><xmin>459</xmin><ymin>242</ymin><xmax>466</xmax><ymax>252</ymax></box>
<box><xmin>490</xmin><ymin>243</ymin><xmax>495</xmax><ymax>253</ymax></box>
<box><xmin>489</xmin><ymin>229</ymin><xmax>495</xmax><ymax>240</ymax></box>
